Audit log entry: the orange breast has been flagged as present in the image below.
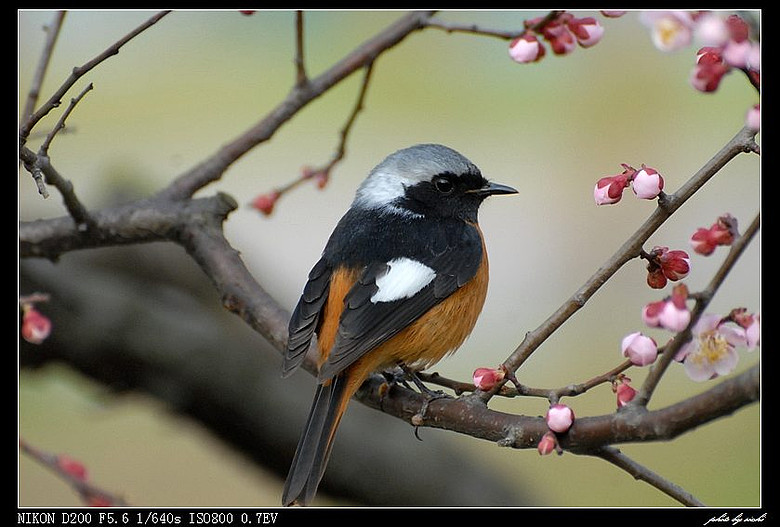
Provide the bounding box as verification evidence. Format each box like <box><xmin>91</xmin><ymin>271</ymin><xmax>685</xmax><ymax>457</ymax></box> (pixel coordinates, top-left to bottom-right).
<box><xmin>317</xmin><ymin>228</ymin><xmax>489</xmax><ymax>376</ymax></box>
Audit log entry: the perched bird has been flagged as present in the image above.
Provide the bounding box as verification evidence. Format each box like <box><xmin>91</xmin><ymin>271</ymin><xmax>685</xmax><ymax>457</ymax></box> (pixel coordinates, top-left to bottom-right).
<box><xmin>281</xmin><ymin>144</ymin><xmax>517</xmax><ymax>506</ymax></box>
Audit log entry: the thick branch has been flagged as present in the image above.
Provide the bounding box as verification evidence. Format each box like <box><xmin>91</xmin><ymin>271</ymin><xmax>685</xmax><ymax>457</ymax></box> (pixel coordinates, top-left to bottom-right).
<box><xmin>356</xmin><ymin>364</ymin><xmax>759</xmax><ymax>450</ymax></box>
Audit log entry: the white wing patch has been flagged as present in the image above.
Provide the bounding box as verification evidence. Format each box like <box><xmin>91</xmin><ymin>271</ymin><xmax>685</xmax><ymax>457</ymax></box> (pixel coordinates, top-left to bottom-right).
<box><xmin>371</xmin><ymin>257</ymin><xmax>436</xmax><ymax>303</ymax></box>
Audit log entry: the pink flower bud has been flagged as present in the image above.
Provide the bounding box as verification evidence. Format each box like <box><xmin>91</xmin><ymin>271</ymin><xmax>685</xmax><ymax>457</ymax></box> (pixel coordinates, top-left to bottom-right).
<box><xmin>690</xmin><ymin>61</ymin><xmax>729</xmax><ymax>92</ymax></box>
<box><xmin>594</xmin><ymin>169</ymin><xmax>631</xmax><ymax>205</ymax></box>
<box><xmin>621</xmin><ymin>332</ymin><xmax>659</xmax><ymax>366</ymax></box>
<box><xmin>746</xmin><ymin>43</ymin><xmax>760</xmax><ymax>71</ymax></box>
<box><xmin>545</xmin><ymin>403</ymin><xmax>574</xmax><ymax>433</ymax></box>
<box><xmin>567</xmin><ymin>17</ymin><xmax>604</xmax><ymax>48</ymax></box>
<box><xmin>508</xmin><ymin>34</ymin><xmax>545</xmax><ymax>63</ymax></box>
<box><xmin>640</xmin><ymin>11</ymin><xmax>694</xmax><ymax>52</ymax></box>
<box><xmin>642</xmin><ymin>300</ymin><xmax>666</xmax><ymax>328</ymax></box>
<box><xmin>696</xmin><ymin>47</ymin><xmax>724</xmax><ymax>65</ymax></box>
<box><xmin>57</xmin><ymin>455</ymin><xmax>87</xmax><ymax>481</ymax></box>
<box><xmin>725</xmin><ymin>14</ymin><xmax>749</xmax><ymax>42</ymax></box>
<box><xmin>251</xmin><ymin>191</ymin><xmax>280</xmax><ymax>216</ymax></box>
<box><xmin>658</xmin><ymin>289</ymin><xmax>691</xmax><ymax>332</ymax></box>
<box><xmin>600</xmin><ymin>11</ymin><xmax>626</xmax><ymax>18</ymax></box>
<box><xmin>646</xmin><ymin>267</ymin><xmax>667</xmax><ymax>289</ymax></box>
<box><xmin>731</xmin><ymin>309</ymin><xmax>760</xmax><ymax>350</ymax></box>
<box><xmin>542</xmin><ymin>23</ymin><xmax>576</xmax><ymax>55</ymax></box>
<box><xmin>658</xmin><ymin>248</ymin><xmax>690</xmax><ymax>281</ymax></box>
<box><xmin>722</xmin><ymin>39</ymin><xmax>752</xmax><ymax>68</ymax></box>
<box><xmin>21</xmin><ymin>306</ymin><xmax>52</xmax><ymax>344</ymax></box>
<box><xmin>631</xmin><ymin>166</ymin><xmax>664</xmax><ymax>199</ymax></box>
<box><xmin>746</xmin><ymin>104</ymin><xmax>760</xmax><ymax>132</ymax></box>
<box><xmin>615</xmin><ymin>381</ymin><xmax>637</xmax><ymax>408</ymax></box>
<box><xmin>694</xmin><ymin>13</ymin><xmax>729</xmax><ymax>47</ymax></box>
<box><xmin>690</xmin><ymin>215</ymin><xmax>737</xmax><ymax>255</ymax></box>
<box><xmin>690</xmin><ymin>227</ymin><xmax>719</xmax><ymax>255</ymax></box>
<box><xmin>744</xmin><ymin>314</ymin><xmax>760</xmax><ymax>350</ymax></box>
<box><xmin>472</xmin><ymin>367</ymin><xmax>505</xmax><ymax>390</ymax></box>
<box><xmin>537</xmin><ymin>431</ymin><xmax>557</xmax><ymax>456</ymax></box>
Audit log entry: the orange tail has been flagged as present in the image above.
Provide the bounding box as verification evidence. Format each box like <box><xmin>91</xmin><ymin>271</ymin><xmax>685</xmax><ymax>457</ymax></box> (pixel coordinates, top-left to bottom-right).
<box><xmin>282</xmin><ymin>373</ymin><xmax>354</xmax><ymax>506</ymax></box>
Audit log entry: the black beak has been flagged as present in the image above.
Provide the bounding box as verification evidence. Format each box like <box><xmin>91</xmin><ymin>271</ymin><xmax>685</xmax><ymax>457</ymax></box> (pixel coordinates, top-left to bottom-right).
<box><xmin>471</xmin><ymin>181</ymin><xmax>518</xmax><ymax>197</ymax></box>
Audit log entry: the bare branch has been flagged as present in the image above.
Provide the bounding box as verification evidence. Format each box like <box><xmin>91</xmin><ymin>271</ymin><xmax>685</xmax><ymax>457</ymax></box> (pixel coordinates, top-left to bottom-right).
<box><xmin>159</xmin><ymin>10</ymin><xmax>436</xmax><ymax>201</ymax></box>
<box><xmin>19</xmin><ymin>10</ymin><xmax>171</xmax><ymax>143</ymax></box>
<box><xmin>20</xmin><ymin>438</ymin><xmax>129</xmax><ymax>506</ymax></box>
<box><xmin>38</xmin><ymin>82</ymin><xmax>93</xmax><ymax>157</ymax></box>
<box><xmin>294</xmin><ymin>11</ymin><xmax>307</xmax><ymax>87</ymax></box>
<box><xmin>20</xmin><ymin>145</ymin><xmax>96</xmax><ymax>231</ymax></box>
<box><xmin>588</xmin><ymin>446</ymin><xmax>705</xmax><ymax>506</ymax></box>
<box><xmin>22</xmin><ymin>11</ymin><xmax>66</xmax><ymax>124</ymax></box>
<box><xmin>267</xmin><ymin>61</ymin><xmax>376</xmax><ymax>203</ymax></box>
<box><xmin>423</xmin><ymin>10</ymin><xmax>564</xmax><ymax>40</ymax></box>
<box><xmin>489</xmin><ymin>126</ymin><xmax>758</xmax><ymax>402</ymax></box>
<box><xmin>636</xmin><ymin>212</ymin><xmax>760</xmax><ymax>406</ymax></box>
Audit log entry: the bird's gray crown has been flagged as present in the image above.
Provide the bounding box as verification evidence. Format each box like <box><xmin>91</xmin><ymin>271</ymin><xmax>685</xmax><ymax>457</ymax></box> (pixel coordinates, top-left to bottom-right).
<box><xmin>353</xmin><ymin>144</ymin><xmax>479</xmax><ymax>213</ymax></box>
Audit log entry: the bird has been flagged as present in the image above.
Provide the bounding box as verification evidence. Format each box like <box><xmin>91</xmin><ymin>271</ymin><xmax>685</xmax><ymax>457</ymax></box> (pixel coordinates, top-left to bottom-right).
<box><xmin>280</xmin><ymin>143</ymin><xmax>517</xmax><ymax>506</ymax></box>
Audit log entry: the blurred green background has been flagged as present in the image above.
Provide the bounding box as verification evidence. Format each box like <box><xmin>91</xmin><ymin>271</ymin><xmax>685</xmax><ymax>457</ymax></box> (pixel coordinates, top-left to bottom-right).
<box><xmin>19</xmin><ymin>10</ymin><xmax>760</xmax><ymax>507</ymax></box>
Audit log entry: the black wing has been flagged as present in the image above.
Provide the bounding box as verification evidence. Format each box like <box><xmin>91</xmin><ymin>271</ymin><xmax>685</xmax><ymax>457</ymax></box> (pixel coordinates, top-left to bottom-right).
<box><xmin>317</xmin><ymin>226</ymin><xmax>483</xmax><ymax>381</ymax></box>
<box><xmin>282</xmin><ymin>257</ymin><xmax>332</xmax><ymax>378</ymax></box>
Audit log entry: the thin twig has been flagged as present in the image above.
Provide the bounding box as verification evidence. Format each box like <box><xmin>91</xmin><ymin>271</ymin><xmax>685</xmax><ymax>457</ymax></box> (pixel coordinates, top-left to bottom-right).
<box><xmin>636</xmin><ymin>212</ymin><xmax>760</xmax><ymax>406</ymax></box>
<box><xmin>38</xmin><ymin>83</ymin><xmax>93</xmax><ymax>157</ymax></box>
<box><xmin>20</xmin><ymin>146</ymin><xmax>96</xmax><ymax>231</ymax></box>
<box><xmin>22</xmin><ymin>11</ymin><xmax>66</xmax><ymax>124</ymax></box>
<box><xmin>424</xmin><ymin>10</ymin><xmax>563</xmax><ymax>40</ymax></box>
<box><xmin>272</xmin><ymin>61</ymin><xmax>376</xmax><ymax>199</ymax></box>
<box><xmin>160</xmin><ymin>10</ymin><xmax>436</xmax><ymax>201</ymax></box>
<box><xmin>485</xmin><ymin>127</ymin><xmax>758</xmax><ymax>403</ymax></box>
<box><xmin>19</xmin><ymin>438</ymin><xmax>129</xmax><ymax>506</ymax></box>
<box><xmin>294</xmin><ymin>11</ymin><xmax>307</xmax><ymax>87</ymax></box>
<box><xmin>19</xmin><ymin>10</ymin><xmax>171</xmax><ymax>143</ymax></box>
<box><xmin>588</xmin><ymin>445</ymin><xmax>705</xmax><ymax>506</ymax></box>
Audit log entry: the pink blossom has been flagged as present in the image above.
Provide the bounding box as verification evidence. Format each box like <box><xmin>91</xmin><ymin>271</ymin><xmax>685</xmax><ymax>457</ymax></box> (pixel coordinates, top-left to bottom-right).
<box><xmin>57</xmin><ymin>455</ymin><xmax>88</xmax><ymax>481</ymax></box>
<box><xmin>642</xmin><ymin>300</ymin><xmax>666</xmax><ymax>328</ymax></box>
<box><xmin>725</xmin><ymin>14</ymin><xmax>750</xmax><ymax>42</ymax></box>
<box><xmin>621</xmin><ymin>332</ymin><xmax>658</xmax><ymax>366</ymax></box>
<box><xmin>746</xmin><ymin>104</ymin><xmax>760</xmax><ymax>132</ymax></box>
<box><xmin>546</xmin><ymin>403</ymin><xmax>574</xmax><ymax>433</ymax></box>
<box><xmin>690</xmin><ymin>60</ymin><xmax>729</xmax><ymax>92</ymax></box>
<box><xmin>690</xmin><ymin>215</ymin><xmax>737</xmax><ymax>255</ymax></box>
<box><xmin>694</xmin><ymin>12</ymin><xmax>729</xmax><ymax>47</ymax></box>
<box><xmin>593</xmin><ymin>165</ymin><xmax>633</xmax><ymax>205</ymax></box>
<box><xmin>508</xmin><ymin>34</ymin><xmax>545</xmax><ymax>64</ymax></box>
<box><xmin>632</xmin><ymin>166</ymin><xmax>664</xmax><ymax>199</ymax></box>
<box><xmin>722</xmin><ymin>39</ymin><xmax>753</xmax><ymax>68</ymax></box>
<box><xmin>21</xmin><ymin>306</ymin><xmax>52</xmax><ymax>344</ymax></box>
<box><xmin>731</xmin><ymin>309</ymin><xmax>760</xmax><ymax>350</ymax></box>
<box><xmin>615</xmin><ymin>380</ymin><xmax>637</xmax><ymax>408</ymax></box>
<box><xmin>640</xmin><ymin>11</ymin><xmax>695</xmax><ymax>52</ymax></box>
<box><xmin>542</xmin><ymin>22</ymin><xmax>577</xmax><ymax>55</ymax></box>
<box><xmin>658</xmin><ymin>296</ymin><xmax>691</xmax><ymax>332</ymax></box>
<box><xmin>674</xmin><ymin>314</ymin><xmax>743</xmax><ymax>381</ymax></box>
<box><xmin>251</xmin><ymin>191</ymin><xmax>281</xmax><ymax>216</ymax></box>
<box><xmin>746</xmin><ymin>43</ymin><xmax>760</xmax><ymax>71</ymax></box>
<box><xmin>472</xmin><ymin>367</ymin><xmax>505</xmax><ymax>390</ymax></box>
<box><xmin>537</xmin><ymin>431</ymin><xmax>557</xmax><ymax>455</ymax></box>
<box><xmin>567</xmin><ymin>17</ymin><xmax>604</xmax><ymax>48</ymax></box>
<box><xmin>657</xmin><ymin>248</ymin><xmax>690</xmax><ymax>281</ymax></box>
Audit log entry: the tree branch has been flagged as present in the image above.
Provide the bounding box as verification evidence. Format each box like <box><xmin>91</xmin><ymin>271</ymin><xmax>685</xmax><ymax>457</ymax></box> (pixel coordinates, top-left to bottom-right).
<box><xmin>490</xmin><ymin>126</ymin><xmax>758</xmax><ymax>401</ymax></box>
<box><xmin>588</xmin><ymin>446</ymin><xmax>705</xmax><ymax>506</ymax></box>
<box><xmin>159</xmin><ymin>10</ymin><xmax>436</xmax><ymax>201</ymax></box>
<box><xmin>19</xmin><ymin>10</ymin><xmax>171</xmax><ymax>144</ymax></box>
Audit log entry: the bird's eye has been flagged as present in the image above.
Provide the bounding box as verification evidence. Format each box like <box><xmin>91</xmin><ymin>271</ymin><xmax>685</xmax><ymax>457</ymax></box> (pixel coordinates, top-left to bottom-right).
<box><xmin>433</xmin><ymin>177</ymin><xmax>454</xmax><ymax>194</ymax></box>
